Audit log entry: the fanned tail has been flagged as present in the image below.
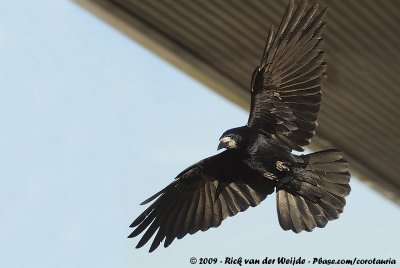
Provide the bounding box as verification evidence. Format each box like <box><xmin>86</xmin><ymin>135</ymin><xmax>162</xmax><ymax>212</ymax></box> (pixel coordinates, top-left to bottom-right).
<box><xmin>276</xmin><ymin>149</ymin><xmax>351</xmax><ymax>233</ymax></box>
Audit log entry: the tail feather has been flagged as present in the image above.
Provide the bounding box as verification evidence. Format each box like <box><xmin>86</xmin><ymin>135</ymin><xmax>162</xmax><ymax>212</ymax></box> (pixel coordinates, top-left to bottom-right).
<box><xmin>287</xmin><ymin>193</ymin><xmax>306</xmax><ymax>232</ymax></box>
<box><xmin>306</xmin><ymin>149</ymin><xmax>343</xmax><ymax>163</ymax></box>
<box><xmin>276</xmin><ymin>149</ymin><xmax>351</xmax><ymax>233</ymax></box>
<box><xmin>277</xmin><ymin>191</ymin><xmax>294</xmax><ymax>231</ymax></box>
<box><xmin>306</xmin><ymin>161</ymin><xmax>349</xmax><ymax>173</ymax></box>
<box><xmin>295</xmin><ymin>196</ymin><xmax>317</xmax><ymax>231</ymax></box>
<box><xmin>315</xmin><ymin>172</ymin><xmax>350</xmax><ymax>184</ymax></box>
<box><xmin>304</xmin><ymin>198</ymin><xmax>328</xmax><ymax>228</ymax></box>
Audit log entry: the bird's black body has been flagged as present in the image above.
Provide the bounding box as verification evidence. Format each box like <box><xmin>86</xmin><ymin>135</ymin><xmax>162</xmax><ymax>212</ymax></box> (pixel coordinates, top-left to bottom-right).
<box><xmin>222</xmin><ymin>126</ymin><xmax>296</xmax><ymax>178</ymax></box>
<box><xmin>129</xmin><ymin>0</ymin><xmax>351</xmax><ymax>252</ymax></box>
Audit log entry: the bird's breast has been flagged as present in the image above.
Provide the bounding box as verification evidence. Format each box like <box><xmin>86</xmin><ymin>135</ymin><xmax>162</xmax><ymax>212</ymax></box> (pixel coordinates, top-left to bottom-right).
<box><xmin>244</xmin><ymin>135</ymin><xmax>293</xmax><ymax>174</ymax></box>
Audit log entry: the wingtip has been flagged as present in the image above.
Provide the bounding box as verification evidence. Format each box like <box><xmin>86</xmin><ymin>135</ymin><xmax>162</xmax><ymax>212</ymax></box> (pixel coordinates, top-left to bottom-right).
<box><xmin>129</xmin><ymin>216</ymin><xmax>144</xmax><ymax>227</ymax></box>
<box><xmin>140</xmin><ymin>194</ymin><xmax>159</xmax><ymax>205</ymax></box>
<box><xmin>299</xmin><ymin>0</ymin><xmax>308</xmax><ymax>7</ymax></box>
<box><xmin>129</xmin><ymin>221</ymin><xmax>139</xmax><ymax>228</ymax></box>
<box><xmin>136</xmin><ymin>239</ymin><xmax>148</xmax><ymax>249</ymax></box>
<box><xmin>128</xmin><ymin>229</ymin><xmax>139</xmax><ymax>238</ymax></box>
<box><xmin>269</xmin><ymin>24</ymin><xmax>275</xmax><ymax>34</ymax></box>
<box><xmin>149</xmin><ymin>242</ymin><xmax>161</xmax><ymax>253</ymax></box>
<box><xmin>315</xmin><ymin>5</ymin><xmax>329</xmax><ymax>23</ymax></box>
<box><xmin>139</xmin><ymin>185</ymin><xmax>170</xmax><ymax>205</ymax></box>
<box><xmin>318</xmin><ymin>7</ymin><xmax>328</xmax><ymax>21</ymax></box>
<box><xmin>278</xmin><ymin>0</ymin><xmax>295</xmax><ymax>36</ymax></box>
<box><xmin>312</xmin><ymin>3</ymin><xmax>319</xmax><ymax>10</ymax></box>
<box><xmin>163</xmin><ymin>236</ymin><xmax>175</xmax><ymax>248</ymax></box>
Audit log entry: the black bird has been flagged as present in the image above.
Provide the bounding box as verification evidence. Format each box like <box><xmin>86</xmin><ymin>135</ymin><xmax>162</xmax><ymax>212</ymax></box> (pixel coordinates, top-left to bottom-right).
<box><xmin>129</xmin><ymin>0</ymin><xmax>351</xmax><ymax>252</ymax></box>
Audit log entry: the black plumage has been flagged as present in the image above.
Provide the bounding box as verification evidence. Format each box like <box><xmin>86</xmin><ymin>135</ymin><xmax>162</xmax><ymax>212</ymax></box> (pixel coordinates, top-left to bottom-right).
<box><xmin>129</xmin><ymin>0</ymin><xmax>351</xmax><ymax>252</ymax></box>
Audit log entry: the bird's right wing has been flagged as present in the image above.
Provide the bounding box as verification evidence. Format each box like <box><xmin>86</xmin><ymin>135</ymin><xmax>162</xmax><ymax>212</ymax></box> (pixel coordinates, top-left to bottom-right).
<box><xmin>247</xmin><ymin>0</ymin><xmax>327</xmax><ymax>151</ymax></box>
<box><xmin>128</xmin><ymin>150</ymin><xmax>274</xmax><ymax>252</ymax></box>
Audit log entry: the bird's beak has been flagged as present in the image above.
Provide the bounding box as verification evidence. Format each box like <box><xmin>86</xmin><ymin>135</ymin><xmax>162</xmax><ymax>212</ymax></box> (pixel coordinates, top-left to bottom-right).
<box><xmin>217</xmin><ymin>137</ymin><xmax>233</xmax><ymax>150</ymax></box>
<box><xmin>217</xmin><ymin>140</ymin><xmax>226</xmax><ymax>151</ymax></box>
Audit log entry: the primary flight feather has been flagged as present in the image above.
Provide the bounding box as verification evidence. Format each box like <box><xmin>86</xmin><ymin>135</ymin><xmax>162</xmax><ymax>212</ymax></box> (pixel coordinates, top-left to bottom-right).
<box><xmin>129</xmin><ymin>0</ymin><xmax>351</xmax><ymax>252</ymax></box>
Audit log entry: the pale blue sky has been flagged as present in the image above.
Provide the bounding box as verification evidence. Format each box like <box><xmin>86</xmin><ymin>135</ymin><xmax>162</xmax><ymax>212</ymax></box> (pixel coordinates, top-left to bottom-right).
<box><xmin>0</xmin><ymin>1</ymin><xmax>398</xmax><ymax>268</ymax></box>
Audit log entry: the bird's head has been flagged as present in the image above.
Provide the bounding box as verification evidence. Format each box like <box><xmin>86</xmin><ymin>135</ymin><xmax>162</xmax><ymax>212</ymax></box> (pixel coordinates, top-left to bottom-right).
<box><xmin>217</xmin><ymin>126</ymin><xmax>248</xmax><ymax>150</ymax></box>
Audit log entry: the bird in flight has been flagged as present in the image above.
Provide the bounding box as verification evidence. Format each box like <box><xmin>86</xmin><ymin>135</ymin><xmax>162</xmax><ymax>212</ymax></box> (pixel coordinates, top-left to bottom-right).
<box><xmin>129</xmin><ymin>0</ymin><xmax>351</xmax><ymax>252</ymax></box>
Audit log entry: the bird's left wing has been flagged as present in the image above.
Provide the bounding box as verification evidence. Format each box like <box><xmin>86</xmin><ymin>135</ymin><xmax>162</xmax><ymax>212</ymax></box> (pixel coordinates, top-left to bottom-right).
<box><xmin>129</xmin><ymin>150</ymin><xmax>274</xmax><ymax>252</ymax></box>
<box><xmin>247</xmin><ymin>0</ymin><xmax>327</xmax><ymax>151</ymax></box>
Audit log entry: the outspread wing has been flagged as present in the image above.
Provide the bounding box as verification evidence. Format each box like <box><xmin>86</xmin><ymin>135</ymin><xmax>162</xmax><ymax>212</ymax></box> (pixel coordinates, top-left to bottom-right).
<box><xmin>247</xmin><ymin>0</ymin><xmax>327</xmax><ymax>151</ymax></box>
<box><xmin>128</xmin><ymin>150</ymin><xmax>274</xmax><ymax>252</ymax></box>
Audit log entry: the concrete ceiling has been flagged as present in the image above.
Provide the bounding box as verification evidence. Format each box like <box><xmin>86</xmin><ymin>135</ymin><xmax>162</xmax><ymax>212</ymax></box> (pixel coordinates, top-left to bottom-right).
<box><xmin>76</xmin><ymin>0</ymin><xmax>400</xmax><ymax>205</ymax></box>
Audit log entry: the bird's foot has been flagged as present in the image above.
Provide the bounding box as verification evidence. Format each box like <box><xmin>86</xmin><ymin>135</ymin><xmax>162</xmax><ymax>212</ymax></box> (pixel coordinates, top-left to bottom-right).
<box><xmin>263</xmin><ymin>171</ymin><xmax>277</xmax><ymax>181</ymax></box>
<box><xmin>276</xmin><ymin>161</ymin><xmax>290</xmax><ymax>172</ymax></box>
